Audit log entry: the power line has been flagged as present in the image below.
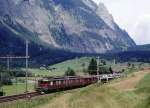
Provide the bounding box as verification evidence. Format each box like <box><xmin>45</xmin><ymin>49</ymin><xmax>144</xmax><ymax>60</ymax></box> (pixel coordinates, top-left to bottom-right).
<box><xmin>25</xmin><ymin>40</ymin><xmax>29</xmax><ymax>95</ymax></box>
<box><xmin>0</xmin><ymin>40</ymin><xmax>29</xmax><ymax>97</ymax></box>
<box><xmin>0</xmin><ymin>56</ymin><xmax>29</xmax><ymax>59</ymax></box>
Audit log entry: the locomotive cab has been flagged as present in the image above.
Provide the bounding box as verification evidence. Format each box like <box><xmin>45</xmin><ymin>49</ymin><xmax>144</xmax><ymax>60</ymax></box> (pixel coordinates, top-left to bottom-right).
<box><xmin>36</xmin><ymin>79</ymin><xmax>50</xmax><ymax>94</ymax></box>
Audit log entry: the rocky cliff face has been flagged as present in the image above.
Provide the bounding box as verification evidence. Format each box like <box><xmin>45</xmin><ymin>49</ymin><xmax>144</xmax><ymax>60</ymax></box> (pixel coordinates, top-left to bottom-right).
<box><xmin>0</xmin><ymin>0</ymin><xmax>135</xmax><ymax>54</ymax></box>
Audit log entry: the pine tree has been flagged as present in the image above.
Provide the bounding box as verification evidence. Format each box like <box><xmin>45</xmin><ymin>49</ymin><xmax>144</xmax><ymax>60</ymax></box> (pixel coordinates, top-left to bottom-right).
<box><xmin>88</xmin><ymin>58</ymin><xmax>97</xmax><ymax>75</ymax></box>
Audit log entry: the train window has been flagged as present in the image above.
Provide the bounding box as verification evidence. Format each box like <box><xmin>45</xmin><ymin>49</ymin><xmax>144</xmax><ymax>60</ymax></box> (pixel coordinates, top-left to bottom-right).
<box><xmin>64</xmin><ymin>80</ymin><xmax>66</xmax><ymax>84</ymax></box>
<box><xmin>74</xmin><ymin>79</ymin><xmax>77</xmax><ymax>83</ymax></box>
<box><xmin>56</xmin><ymin>81</ymin><xmax>58</xmax><ymax>85</ymax></box>
<box><xmin>80</xmin><ymin>79</ymin><xmax>82</xmax><ymax>83</ymax></box>
<box><xmin>61</xmin><ymin>80</ymin><xmax>63</xmax><ymax>84</ymax></box>
<box><xmin>67</xmin><ymin>80</ymin><xmax>69</xmax><ymax>84</ymax></box>
<box><xmin>76</xmin><ymin>80</ymin><xmax>78</xmax><ymax>83</ymax></box>
<box><xmin>63</xmin><ymin>80</ymin><xmax>65</xmax><ymax>84</ymax></box>
<box><xmin>55</xmin><ymin>81</ymin><xmax>60</xmax><ymax>85</ymax></box>
<box><xmin>64</xmin><ymin>80</ymin><xmax>67</xmax><ymax>85</ymax></box>
<box><xmin>66</xmin><ymin>80</ymin><xmax>69</xmax><ymax>84</ymax></box>
<box><xmin>66</xmin><ymin>80</ymin><xmax>68</xmax><ymax>84</ymax></box>
<box><xmin>58</xmin><ymin>81</ymin><xmax>61</xmax><ymax>85</ymax></box>
<box><xmin>50</xmin><ymin>81</ymin><xmax>53</xmax><ymax>86</ymax></box>
<box><xmin>73</xmin><ymin>79</ymin><xmax>75</xmax><ymax>83</ymax></box>
<box><xmin>70</xmin><ymin>80</ymin><xmax>72</xmax><ymax>83</ymax></box>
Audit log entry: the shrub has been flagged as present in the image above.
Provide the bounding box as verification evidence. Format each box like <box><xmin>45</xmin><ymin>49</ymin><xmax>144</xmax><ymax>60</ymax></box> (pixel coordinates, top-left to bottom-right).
<box><xmin>99</xmin><ymin>66</ymin><xmax>113</xmax><ymax>74</ymax></box>
<box><xmin>65</xmin><ymin>67</ymin><xmax>76</xmax><ymax>76</ymax></box>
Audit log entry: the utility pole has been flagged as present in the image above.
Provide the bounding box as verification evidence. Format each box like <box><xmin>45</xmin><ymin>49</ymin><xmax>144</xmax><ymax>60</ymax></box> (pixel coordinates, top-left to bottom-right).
<box><xmin>76</xmin><ymin>57</ymin><xmax>78</xmax><ymax>73</ymax></box>
<box><xmin>0</xmin><ymin>40</ymin><xmax>29</xmax><ymax>96</ymax></box>
<box><xmin>114</xmin><ymin>59</ymin><xmax>116</xmax><ymax>65</ymax></box>
<box><xmin>25</xmin><ymin>40</ymin><xmax>29</xmax><ymax>94</ymax></box>
<box><xmin>97</xmin><ymin>56</ymin><xmax>100</xmax><ymax>83</ymax></box>
<box><xmin>0</xmin><ymin>72</ymin><xmax>2</xmax><ymax>92</ymax></box>
<box><xmin>34</xmin><ymin>74</ymin><xmax>37</xmax><ymax>89</ymax></box>
<box><xmin>7</xmin><ymin>57</ymin><xmax>10</xmax><ymax>71</ymax></box>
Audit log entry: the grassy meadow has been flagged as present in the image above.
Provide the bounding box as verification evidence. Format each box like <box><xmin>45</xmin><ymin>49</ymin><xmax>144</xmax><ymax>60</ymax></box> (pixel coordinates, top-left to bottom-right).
<box><xmin>3</xmin><ymin>83</ymin><xmax>34</xmax><ymax>96</ymax></box>
<box><xmin>0</xmin><ymin>68</ymin><xmax>149</xmax><ymax>108</ymax></box>
<box><xmin>37</xmin><ymin>70</ymin><xmax>150</xmax><ymax>108</ymax></box>
<box><xmin>28</xmin><ymin>57</ymin><xmax>92</xmax><ymax>76</ymax></box>
<box><xmin>136</xmin><ymin>73</ymin><xmax>150</xmax><ymax>88</ymax></box>
<box><xmin>27</xmin><ymin>57</ymin><xmax>150</xmax><ymax>77</ymax></box>
<box><xmin>2</xmin><ymin>57</ymin><xmax>150</xmax><ymax>96</ymax></box>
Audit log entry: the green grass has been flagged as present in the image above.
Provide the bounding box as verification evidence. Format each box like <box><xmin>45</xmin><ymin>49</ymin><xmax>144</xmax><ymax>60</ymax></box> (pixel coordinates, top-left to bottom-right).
<box><xmin>3</xmin><ymin>83</ymin><xmax>34</xmax><ymax>96</ymax></box>
<box><xmin>136</xmin><ymin>73</ymin><xmax>150</xmax><ymax>89</ymax></box>
<box><xmin>134</xmin><ymin>73</ymin><xmax>150</xmax><ymax>108</ymax></box>
<box><xmin>28</xmin><ymin>57</ymin><xmax>145</xmax><ymax>77</ymax></box>
<box><xmin>24</xmin><ymin>57</ymin><xmax>150</xmax><ymax>78</ymax></box>
<box><xmin>27</xmin><ymin>57</ymin><xmax>91</xmax><ymax>77</ymax></box>
<box><xmin>1</xmin><ymin>58</ymin><xmax>149</xmax><ymax>96</ymax></box>
<box><xmin>0</xmin><ymin>71</ymin><xmax>150</xmax><ymax>108</ymax></box>
<box><xmin>27</xmin><ymin>69</ymin><xmax>54</xmax><ymax>76</ymax></box>
<box><xmin>0</xmin><ymin>92</ymin><xmax>61</xmax><ymax>108</ymax></box>
<box><xmin>37</xmin><ymin>83</ymin><xmax>149</xmax><ymax>108</ymax></box>
<box><xmin>1</xmin><ymin>58</ymin><xmax>148</xmax><ymax>107</ymax></box>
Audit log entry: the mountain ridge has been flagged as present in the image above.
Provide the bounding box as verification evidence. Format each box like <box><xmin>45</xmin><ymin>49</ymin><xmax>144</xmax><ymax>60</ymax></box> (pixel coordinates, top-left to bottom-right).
<box><xmin>0</xmin><ymin>0</ymin><xmax>136</xmax><ymax>65</ymax></box>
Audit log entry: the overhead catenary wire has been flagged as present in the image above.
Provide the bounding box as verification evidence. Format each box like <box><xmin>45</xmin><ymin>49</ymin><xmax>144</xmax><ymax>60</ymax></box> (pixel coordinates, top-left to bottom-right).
<box><xmin>0</xmin><ymin>40</ymin><xmax>29</xmax><ymax>98</ymax></box>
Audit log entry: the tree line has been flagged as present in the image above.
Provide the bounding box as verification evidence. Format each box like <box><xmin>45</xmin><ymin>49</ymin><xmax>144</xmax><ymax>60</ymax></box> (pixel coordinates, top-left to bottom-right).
<box><xmin>65</xmin><ymin>58</ymin><xmax>113</xmax><ymax>76</ymax></box>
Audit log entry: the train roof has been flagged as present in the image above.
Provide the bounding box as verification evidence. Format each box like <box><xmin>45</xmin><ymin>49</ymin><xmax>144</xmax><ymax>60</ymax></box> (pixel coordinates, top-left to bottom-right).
<box><xmin>39</xmin><ymin>76</ymin><xmax>95</xmax><ymax>81</ymax></box>
<box><xmin>39</xmin><ymin>76</ymin><xmax>79</xmax><ymax>81</ymax></box>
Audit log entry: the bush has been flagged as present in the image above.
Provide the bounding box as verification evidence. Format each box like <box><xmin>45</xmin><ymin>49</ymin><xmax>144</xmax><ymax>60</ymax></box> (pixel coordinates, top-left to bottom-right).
<box><xmin>99</xmin><ymin>66</ymin><xmax>113</xmax><ymax>74</ymax></box>
<box><xmin>0</xmin><ymin>91</ymin><xmax>5</xmax><ymax>96</ymax></box>
<box><xmin>65</xmin><ymin>67</ymin><xmax>76</xmax><ymax>76</ymax></box>
<box><xmin>12</xmin><ymin>70</ymin><xmax>33</xmax><ymax>77</ymax></box>
<box><xmin>101</xmin><ymin>60</ymin><xmax>106</xmax><ymax>65</ymax></box>
<box><xmin>0</xmin><ymin>72</ymin><xmax>12</xmax><ymax>85</ymax></box>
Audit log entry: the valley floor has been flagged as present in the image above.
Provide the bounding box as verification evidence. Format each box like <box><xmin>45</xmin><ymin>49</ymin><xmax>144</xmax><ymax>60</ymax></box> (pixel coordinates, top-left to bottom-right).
<box><xmin>0</xmin><ymin>69</ymin><xmax>149</xmax><ymax>108</ymax></box>
<box><xmin>37</xmin><ymin>69</ymin><xmax>150</xmax><ymax>108</ymax></box>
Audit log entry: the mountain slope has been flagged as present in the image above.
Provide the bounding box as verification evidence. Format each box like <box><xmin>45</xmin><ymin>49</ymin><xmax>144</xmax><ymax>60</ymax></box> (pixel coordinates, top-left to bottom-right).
<box><xmin>0</xmin><ymin>20</ymin><xmax>80</xmax><ymax>66</ymax></box>
<box><xmin>0</xmin><ymin>0</ymin><xmax>135</xmax><ymax>55</ymax></box>
<box><xmin>128</xmin><ymin>44</ymin><xmax>150</xmax><ymax>51</ymax></box>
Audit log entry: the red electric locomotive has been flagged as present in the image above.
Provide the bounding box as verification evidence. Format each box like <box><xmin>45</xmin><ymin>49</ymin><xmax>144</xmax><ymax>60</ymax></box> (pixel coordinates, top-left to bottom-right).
<box><xmin>36</xmin><ymin>76</ymin><xmax>97</xmax><ymax>94</ymax></box>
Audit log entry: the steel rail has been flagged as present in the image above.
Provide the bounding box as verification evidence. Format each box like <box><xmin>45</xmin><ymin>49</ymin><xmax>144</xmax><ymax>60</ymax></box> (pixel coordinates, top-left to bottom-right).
<box><xmin>0</xmin><ymin>92</ymin><xmax>40</xmax><ymax>103</ymax></box>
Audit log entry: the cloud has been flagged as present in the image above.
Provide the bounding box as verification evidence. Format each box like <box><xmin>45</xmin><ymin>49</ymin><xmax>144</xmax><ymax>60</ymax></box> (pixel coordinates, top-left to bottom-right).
<box><xmin>132</xmin><ymin>15</ymin><xmax>150</xmax><ymax>45</ymax></box>
<box><xmin>92</xmin><ymin>0</ymin><xmax>150</xmax><ymax>45</ymax></box>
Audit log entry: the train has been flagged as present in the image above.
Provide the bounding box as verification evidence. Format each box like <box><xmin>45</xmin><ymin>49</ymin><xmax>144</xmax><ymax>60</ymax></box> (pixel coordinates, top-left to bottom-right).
<box><xmin>36</xmin><ymin>72</ymin><xmax>125</xmax><ymax>94</ymax></box>
<box><xmin>36</xmin><ymin>76</ymin><xmax>98</xmax><ymax>94</ymax></box>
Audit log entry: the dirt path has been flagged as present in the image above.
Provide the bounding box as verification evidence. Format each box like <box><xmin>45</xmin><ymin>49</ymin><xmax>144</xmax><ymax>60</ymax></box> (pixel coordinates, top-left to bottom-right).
<box><xmin>109</xmin><ymin>69</ymin><xmax>150</xmax><ymax>91</ymax></box>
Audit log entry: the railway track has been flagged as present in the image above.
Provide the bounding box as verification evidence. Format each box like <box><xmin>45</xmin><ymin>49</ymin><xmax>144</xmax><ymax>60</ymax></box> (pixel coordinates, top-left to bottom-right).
<box><xmin>0</xmin><ymin>92</ymin><xmax>41</xmax><ymax>103</ymax></box>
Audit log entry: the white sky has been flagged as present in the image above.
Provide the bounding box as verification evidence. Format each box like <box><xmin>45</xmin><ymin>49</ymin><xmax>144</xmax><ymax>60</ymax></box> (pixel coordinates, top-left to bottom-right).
<box><xmin>92</xmin><ymin>0</ymin><xmax>150</xmax><ymax>45</ymax></box>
